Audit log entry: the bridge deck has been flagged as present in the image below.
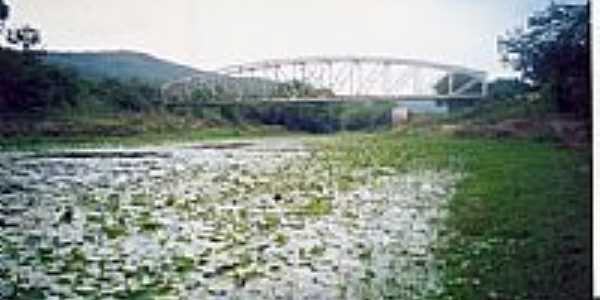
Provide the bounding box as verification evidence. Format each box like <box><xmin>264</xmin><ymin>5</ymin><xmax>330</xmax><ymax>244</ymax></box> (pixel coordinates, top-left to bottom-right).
<box><xmin>163</xmin><ymin>98</ymin><xmax>480</xmax><ymax>107</ymax></box>
<box><xmin>201</xmin><ymin>95</ymin><xmax>483</xmax><ymax>103</ymax></box>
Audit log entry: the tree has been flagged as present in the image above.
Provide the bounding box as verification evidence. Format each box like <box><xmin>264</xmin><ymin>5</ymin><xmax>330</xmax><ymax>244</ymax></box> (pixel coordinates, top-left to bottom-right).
<box><xmin>0</xmin><ymin>48</ymin><xmax>79</xmax><ymax>112</ymax></box>
<box><xmin>7</xmin><ymin>25</ymin><xmax>41</xmax><ymax>51</ymax></box>
<box><xmin>0</xmin><ymin>0</ymin><xmax>9</xmax><ymax>45</ymax></box>
<box><xmin>498</xmin><ymin>2</ymin><xmax>590</xmax><ymax>116</ymax></box>
<box><xmin>0</xmin><ymin>1</ymin><xmax>42</xmax><ymax>51</ymax></box>
<box><xmin>0</xmin><ymin>0</ymin><xmax>8</xmax><ymax>26</ymax></box>
<box><xmin>191</xmin><ymin>87</ymin><xmax>215</xmax><ymax>101</ymax></box>
<box><xmin>272</xmin><ymin>80</ymin><xmax>330</xmax><ymax>98</ymax></box>
<box><xmin>191</xmin><ymin>85</ymin><xmax>229</xmax><ymax>102</ymax></box>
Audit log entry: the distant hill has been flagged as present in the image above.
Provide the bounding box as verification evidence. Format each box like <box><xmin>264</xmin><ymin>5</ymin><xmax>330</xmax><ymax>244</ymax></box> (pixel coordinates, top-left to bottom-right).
<box><xmin>43</xmin><ymin>50</ymin><xmax>284</xmax><ymax>99</ymax></box>
<box><xmin>43</xmin><ymin>50</ymin><xmax>212</xmax><ymax>85</ymax></box>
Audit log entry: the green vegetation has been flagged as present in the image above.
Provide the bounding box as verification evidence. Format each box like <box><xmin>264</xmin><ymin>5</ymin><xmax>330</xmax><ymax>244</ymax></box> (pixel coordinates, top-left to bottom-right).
<box><xmin>103</xmin><ymin>224</ymin><xmax>128</xmax><ymax>240</ymax></box>
<box><xmin>274</xmin><ymin>232</ymin><xmax>289</xmax><ymax>247</ymax></box>
<box><xmin>189</xmin><ymin>79</ymin><xmax>334</xmax><ymax>102</ymax></box>
<box><xmin>297</xmin><ymin>196</ymin><xmax>333</xmax><ymax>216</ymax></box>
<box><xmin>0</xmin><ymin>122</ymin><xmax>285</xmax><ymax>150</ymax></box>
<box><xmin>324</xmin><ymin>132</ymin><xmax>590</xmax><ymax>299</ymax></box>
<box><xmin>358</xmin><ymin>247</ymin><xmax>372</xmax><ymax>262</ymax></box>
<box><xmin>262</xmin><ymin>213</ymin><xmax>280</xmax><ymax>231</ymax></box>
<box><xmin>63</xmin><ymin>247</ymin><xmax>87</xmax><ymax>273</ymax></box>
<box><xmin>139</xmin><ymin>218</ymin><xmax>162</xmax><ymax>232</ymax></box>
<box><xmin>169</xmin><ymin>101</ymin><xmax>394</xmax><ymax>133</ymax></box>
<box><xmin>0</xmin><ymin>48</ymin><xmax>168</xmax><ymax>117</ymax></box>
<box><xmin>439</xmin><ymin>2</ymin><xmax>590</xmax><ymax>135</ymax></box>
<box><xmin>445</xmin><ymin>91</ymin><xmax>557</xmax><ymax>125</ymax></box>
<box><xmin>486</xmin><ymin>78</ymin><xmax>531</xmax><ymax>101</ymax></box>
<box><xmin>173</xmin><ymin>256</ymin><xmax>195</xmax><ymax>273</ymax></box>
<box><xmin>0</xmin><ymin>1</ymin><xmax>7</xmax><ymax>22</ymax></box>
<box><xmin>0</xmin><ymin>48</ymin><xmax>78</xmax><ymax>113</ymax></box>
<box><xmin>309</xmin><ymin>245</ymin><xmax>326</xmax><ymax>257</ymax></box>
<box><xmin>271</xmin><ymin>79</ymin><xmax>334</xmax><ymax>98</ymax></box>
<box><xmin>498</xmin><ymin>2</ymin><xmax>589</xmax><ymax>118</ymax></box>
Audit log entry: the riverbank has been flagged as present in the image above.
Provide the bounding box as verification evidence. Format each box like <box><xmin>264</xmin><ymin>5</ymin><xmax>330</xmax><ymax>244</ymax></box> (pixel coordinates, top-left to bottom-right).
<box><xmin>0</xmin><ymin>111</ymin><xmax>293</xmax><ymax>151</ymax></box>
<box><xmin>0</xmin><ymin>100</ymin><xmax>395</xmax><ymax>151</ymax></box>
<box><xmin>324</xmin><ymin>132</ymin><xmax>591</xmax><ymax>299</ymax></box>
<box><xmin>0</xmin><ymin>126</ymin><xmax>291</xmax><ymax>151</ymax></box>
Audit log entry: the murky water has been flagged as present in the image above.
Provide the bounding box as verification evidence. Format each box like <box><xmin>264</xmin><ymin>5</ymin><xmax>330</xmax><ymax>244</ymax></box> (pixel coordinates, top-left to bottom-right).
<box><xmin>0</xmin><ymin>138</ymin><xmax>459</xmax><ymax>299</ymax></box>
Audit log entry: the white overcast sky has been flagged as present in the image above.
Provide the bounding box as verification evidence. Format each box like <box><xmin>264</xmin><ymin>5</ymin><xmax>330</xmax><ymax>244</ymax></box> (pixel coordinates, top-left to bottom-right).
<box><xmin>6</xmin><ymin>0</ymin><xmax>586</xmax><ymax>77</ymax></box>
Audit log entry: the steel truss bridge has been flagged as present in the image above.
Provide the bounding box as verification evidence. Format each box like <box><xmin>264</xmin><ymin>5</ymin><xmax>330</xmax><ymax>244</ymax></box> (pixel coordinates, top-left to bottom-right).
<box><xmin>163</xmin><ymin>56</ymin><xmax>488</xmax><ymax>102</ymax></box>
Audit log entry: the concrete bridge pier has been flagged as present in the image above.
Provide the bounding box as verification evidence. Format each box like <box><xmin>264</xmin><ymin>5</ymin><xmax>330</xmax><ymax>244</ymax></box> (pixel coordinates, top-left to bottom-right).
<box><xmin>391</xmin><ymin>106</ymin><xmax>410</xmax><ymax>126</ymax></box>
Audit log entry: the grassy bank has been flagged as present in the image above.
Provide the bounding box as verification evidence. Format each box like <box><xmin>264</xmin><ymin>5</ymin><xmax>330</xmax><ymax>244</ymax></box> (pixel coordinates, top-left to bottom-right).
<box><xmin>321</xmin><ymin>132</ymin><xmax>590</xmax><ymax>299</ymax></box>
<box><xmin>0</xmin><ymin>100</ymin><xmax>395</xmax><ymax>150</ymax></box>
<box><xmin>0</xmin><ymin>127</ymin><xmax>289</xmax><ymax>150</ymax></box>
<box><xmin>0</xmin><ymin>112</ymin><xmax>290</xmax><ymax>151</ymax></box>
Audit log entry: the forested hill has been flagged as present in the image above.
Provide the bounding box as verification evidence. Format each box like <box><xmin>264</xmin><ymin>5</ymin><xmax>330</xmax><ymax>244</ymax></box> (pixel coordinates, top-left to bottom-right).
<box><xmin>44</xmin><ymin>50</ymin><xmax>212</xmax><ymax>84</ymax></box>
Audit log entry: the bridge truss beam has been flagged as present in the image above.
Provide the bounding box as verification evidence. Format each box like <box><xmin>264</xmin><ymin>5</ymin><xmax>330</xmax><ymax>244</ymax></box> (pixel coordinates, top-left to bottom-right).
<box><xmin>163</xmin><ymin>56</ymin><xmax>488</xmax><ymax>102</ymax></box>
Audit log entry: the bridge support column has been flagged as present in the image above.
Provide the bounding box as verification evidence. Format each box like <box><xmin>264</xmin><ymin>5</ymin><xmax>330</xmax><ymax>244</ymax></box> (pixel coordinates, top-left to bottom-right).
<box><xmin>448</xmin><ymin>73</ymin><xmax>454</xmax><ymax>96</ymax></box>
<box><xmin>391</xmin><ymin>106</ymin><xmax>410</xmax><ymax>126</ymax></box>
<box><xmin>482</xmin><ymin>79</ymin><xmax>488</xmax><ymax>98</ymax></box>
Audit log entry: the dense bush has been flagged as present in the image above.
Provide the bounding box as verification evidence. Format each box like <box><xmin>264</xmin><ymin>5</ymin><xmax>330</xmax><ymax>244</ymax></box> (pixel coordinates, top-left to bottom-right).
<box><xmin>167</xmin><ymin>101</ymin><xmax>394</xmax><ymax>133</ymax></box>
<box><xmin>486</xmin><ymin>78</ymin><xmax>531</xmax><ymax>101</ymax></box>
<box><xmin>88</xmin><ymin>78</ymin><xmax>160</xmax><ymax>112</ymax></box>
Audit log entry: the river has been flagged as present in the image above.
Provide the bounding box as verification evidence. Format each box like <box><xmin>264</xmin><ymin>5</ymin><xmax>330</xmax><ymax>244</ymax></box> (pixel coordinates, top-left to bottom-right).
<box><xmin>0</xmin><ymin>138</ymin><xmax>459</xmax><ymax>299</ymax></box>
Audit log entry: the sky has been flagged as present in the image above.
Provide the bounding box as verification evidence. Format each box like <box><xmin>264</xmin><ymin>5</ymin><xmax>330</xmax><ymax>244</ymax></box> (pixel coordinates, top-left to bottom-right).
<box><xmin>5</xmin><ymin>0</ymin><xmax>585</xmax><ymax>78</ymax></box>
